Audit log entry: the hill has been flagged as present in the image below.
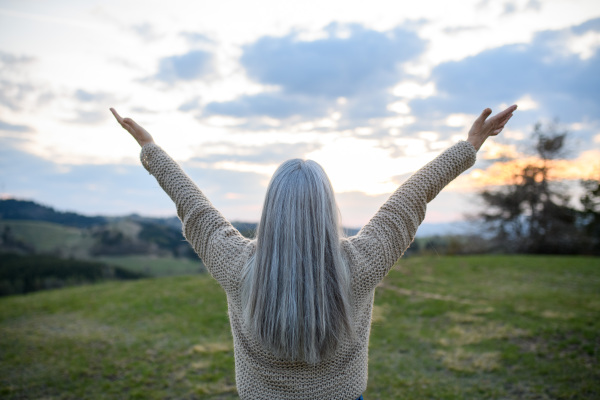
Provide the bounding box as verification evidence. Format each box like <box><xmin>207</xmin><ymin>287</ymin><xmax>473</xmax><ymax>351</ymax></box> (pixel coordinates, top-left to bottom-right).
<box><xmin>0</xmin><ymin>198</ymin><xmax>502</xmax><ymax>285</ymax></box>
<box><xmin>0</xmin><ymin>198</ymin><xmax>257</xmax><ymax>234</ymax></box>
<box><xmin>1</xmin><ymin>255</ymin><xmax>598</xmax><ymax>399</ymax></box>
<box><xmin>0</xmin><ymin>253</ymin><xmax>146</xmax><ymax>296</ymax></box>
<box><xmin>0</xmin><ymin>200</ymin><xmax>209</xmax><ymax>283</ymax></box>
<box><xmin>0</xmin><ymin>199</ymin><xmax>106</xmax><ymax>228</ymax></box>
<box><xmin>0</xmin><ymin>199</ymin><xmax>257</xmax><ymax>257</ymax></box>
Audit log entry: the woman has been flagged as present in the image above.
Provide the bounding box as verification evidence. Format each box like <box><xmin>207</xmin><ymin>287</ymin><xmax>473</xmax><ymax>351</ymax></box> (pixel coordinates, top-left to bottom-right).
<box><xmin>111</xmin><ymin>105</ymin><xmax>516</xmax><ymax>400</ymax></box>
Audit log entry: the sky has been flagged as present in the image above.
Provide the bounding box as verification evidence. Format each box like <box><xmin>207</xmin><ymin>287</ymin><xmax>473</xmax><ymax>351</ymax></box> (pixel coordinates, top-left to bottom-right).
<box><xmin>0</xmin><ymin>0</ymin><xmax>599</xmax><ymax>229</ymax></box>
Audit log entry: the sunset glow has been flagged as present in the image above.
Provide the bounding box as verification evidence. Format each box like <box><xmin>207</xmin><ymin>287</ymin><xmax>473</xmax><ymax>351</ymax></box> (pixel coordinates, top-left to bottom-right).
<box><xmin>452</xmin><ymin>150</ymin><xmax>600</xmax><ymax>191</ymax></box>
<box><xmin>1</xmin><ymin>0</ymin><xmax>599</xmax><ymax>227</ymax></box>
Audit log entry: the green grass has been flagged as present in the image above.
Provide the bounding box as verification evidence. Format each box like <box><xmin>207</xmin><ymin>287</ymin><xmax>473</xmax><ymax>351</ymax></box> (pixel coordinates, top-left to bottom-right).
<box><xmin>368</xmin><ymin>255</ymin><xmax>600</xmax><ymax>399</ymax></box>
<box><xmin>0</xmin><ymin>220</ymin><xmax>95</xmax><ymax>258</ymax></box>
<box><xmin>1</xmin><ymin>220</ymin><xmax>204</xmax><ymax>277</ymax></box>
<box><xmin>1</xmin><ymin>255</ymin><xmax>598</xmax><ymax>399</ymax></box>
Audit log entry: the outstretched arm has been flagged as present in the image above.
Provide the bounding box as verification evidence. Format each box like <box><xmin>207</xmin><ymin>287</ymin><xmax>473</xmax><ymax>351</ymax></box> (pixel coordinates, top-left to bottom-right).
<box><xmin>348</xmin><ymin>105</ymin><xmax>517</xmax><ymax>291</ymax></box>
<box><xmin>110</xmin><ymin>108</ymin><xmax>250</xmax><ymax>289</ymax></box>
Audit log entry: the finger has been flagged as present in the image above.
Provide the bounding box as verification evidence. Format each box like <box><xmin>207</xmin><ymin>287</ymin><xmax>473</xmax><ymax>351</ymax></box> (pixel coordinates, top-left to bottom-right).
<box><xmin>500</xmin><ymin>113</ymin><xmax>514</xmax><ymax>126</ymax></box>
<box><xmin>496</xmin><ymin>113</ymin><xmax>512</xmax><ymax>125</ymax></box>
<box><xmin>496</xmin><ymin>105</ymin><xmax>518</xmax><ymax>120</ymax></box>
<box><xmin>501</xmin><ymin>109</ymin><xmax>515</xmax><ymax>120</ymax></box>
<box><xmin>110</xmin><ymin>108</ymin><xmax>124</xmax><ymax>124</ymax></box>
<box><xmin>493</xmin><ymin>109</ymin><xmax>515</xmax><ymax>126</ymax></box>
<box><xmin>123</xmin><ymin>118</ymin><xmax>142</xmax><ymax>133</ymax></box>
<box><xmin>473</xmin><ymin>108</ymin><xmax>492</xmax><ymax>130</ymax></box>
<box><xmin>477</xmin><ymin>108</ymin><xmax>492</xmax><ymax>122</ymax></box>
<box><xmin>492</xmin><ymin>128</ymin><xmax>503</xmax><ymax>135</ymax></box>
<box><xmin>501</xmin><ymin>104</ymin><xmax>517</xmax><ymax>115</ymax></box>
<box><xmin>123</xmin><ymin>117</ymin><xmax>138</xmax><ymax>127</ymax></box>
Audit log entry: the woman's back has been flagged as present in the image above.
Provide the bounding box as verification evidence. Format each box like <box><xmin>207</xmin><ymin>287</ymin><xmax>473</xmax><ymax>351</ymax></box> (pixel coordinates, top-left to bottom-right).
<box><xmin>114</xmin><ymin>104</ymin><xmax>516</xmax><ymax>398</ymax></box>
<box><xmin>138</xmin><ymin>140</ymin><xmax>478</xmax><ymax>399</ymax></box>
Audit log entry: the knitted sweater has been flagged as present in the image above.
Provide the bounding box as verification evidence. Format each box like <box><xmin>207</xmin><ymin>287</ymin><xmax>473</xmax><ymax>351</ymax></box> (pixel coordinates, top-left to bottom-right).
<box><xmin>140</xmin><ymin>140</ymin><xmax>477</xmax><ymax>400</ymax></box>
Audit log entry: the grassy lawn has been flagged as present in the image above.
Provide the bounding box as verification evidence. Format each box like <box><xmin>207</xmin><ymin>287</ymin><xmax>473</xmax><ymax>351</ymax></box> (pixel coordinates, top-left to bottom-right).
<box><xmin>368</xmin><ymin>255</ymin><xmax>600</xmax><ymax>399</ymax></box>
<box><xmin>0</xmin><ymin>255</ymin><xmax>598</xmax><ymax>399</ymax></box>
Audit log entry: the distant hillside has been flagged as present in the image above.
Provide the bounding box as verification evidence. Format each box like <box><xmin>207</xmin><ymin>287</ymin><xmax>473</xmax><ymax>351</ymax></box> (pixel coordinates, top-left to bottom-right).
<box><xmin>0</xmin><ymin>220</ymin><xmax>94</xmax><ymax>258</ymax></box>
<box><xmin>0</xmin><ymin>198</ymin><xmax>474</xmax><ymax>242</ymax></box>
<box><xmin>0</xmin><ymin>253</ymin><xmax>146</xmax><ymax>296</ymax></box>
<box><xmin>0</xmin><ymin>200</ymin><xmax>259</xmax><ymax>275</ymax></box>
<box><xmin>0</xmin><ymin>199</ymin><xmax>258</xmax><ymax>238</ymax></box>
<box><xmin>0</xmin><ymin>199</ymin><xmax>106</xmax><ymax>228</ymax></box>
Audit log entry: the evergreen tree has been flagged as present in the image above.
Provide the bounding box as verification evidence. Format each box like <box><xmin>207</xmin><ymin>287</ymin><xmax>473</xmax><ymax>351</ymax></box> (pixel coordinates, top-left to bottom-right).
<box><xmin>479</xmin><ymin>122</ymin><xmax>591</xmax><ymax>254</ymax></box>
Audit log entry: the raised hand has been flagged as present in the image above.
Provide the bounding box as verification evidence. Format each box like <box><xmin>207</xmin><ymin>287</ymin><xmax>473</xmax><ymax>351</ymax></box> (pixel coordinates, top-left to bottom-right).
<box><xmin>110</xmin><ymin>108</ymin><xmax>155</xmax><ymax>147</ymax></box>
<box><xmin>467</xmin><ymin>104</ymin><xmax>517</xmax><ymax>151</ymax></box>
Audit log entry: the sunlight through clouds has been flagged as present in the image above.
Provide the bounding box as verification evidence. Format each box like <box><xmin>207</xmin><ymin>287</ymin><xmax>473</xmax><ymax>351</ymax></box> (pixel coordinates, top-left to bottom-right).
<box><xmin>1</xmin><ymin>0</ymin><xmax>599</xmax><ymax>226</ymax></box>
<box><xmin>305</xmin><ymin>136</ymin><xmax>439</xmax><ymax>195</ymax></box>
<box><xmin>570</xmin><ymin>30</ymin><xmax>600</xmax><ymax>60</ymax></box>
<box><xmin>392</xmin><ymin>81</ymin><xmax>436</xmax><ymax>99</ymax></box>
<box><xmin>452</xmin><ymin>149</ymin><xmax>600</xmax><ymax>191</ymax></box>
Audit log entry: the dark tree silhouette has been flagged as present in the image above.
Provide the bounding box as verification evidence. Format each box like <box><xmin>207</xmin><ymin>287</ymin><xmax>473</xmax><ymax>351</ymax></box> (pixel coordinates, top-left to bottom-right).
<box><xmin>580</xmin><ymin>176</ymin><xmax>600</xmax><ymax>252</ymax></box>
<box><xmin>478</xmin><ymin>122</ymin><xmax>596</xmax><ymax>254</ymax></box>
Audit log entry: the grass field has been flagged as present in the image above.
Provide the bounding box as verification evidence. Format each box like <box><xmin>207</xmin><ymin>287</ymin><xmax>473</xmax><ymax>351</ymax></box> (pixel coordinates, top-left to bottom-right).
<box><xmin>0</xmin><ymin>255</ymin><xmax>598</xmax><ymax>399</ymax></box>
<box><xmin>0</xmin><ymin>220</ymin><xmax>204</xmax><ymax>278</ymax></box>
<box><xmin>0</xmin><ymin>220</ymin><xmax>95</xmax><ymax>258</ymax></box>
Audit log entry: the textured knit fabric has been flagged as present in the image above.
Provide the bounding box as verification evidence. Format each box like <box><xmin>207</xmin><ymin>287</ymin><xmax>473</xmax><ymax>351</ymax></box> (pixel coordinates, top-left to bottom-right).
<box><xmin>140</xmin><ymin>140</ymin><xmax>477</xmax><ymax>400</ymax></box>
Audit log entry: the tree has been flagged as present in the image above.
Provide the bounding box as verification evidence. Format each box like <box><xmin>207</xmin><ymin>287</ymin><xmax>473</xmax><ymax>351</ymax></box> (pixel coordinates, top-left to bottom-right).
<box><xmin>579</xmin><ymin>176</ymin><xmax>600</xmax><ymax>252</ymax></box>
<box><xmin>478</xmin><ymin>122</ymin><xmax>589</xmax><ymax>254</ymax></box>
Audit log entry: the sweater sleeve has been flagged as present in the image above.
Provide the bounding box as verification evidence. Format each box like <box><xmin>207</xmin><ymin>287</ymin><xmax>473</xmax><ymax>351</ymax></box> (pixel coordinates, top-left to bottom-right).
<box><xmin>140</xmin><ymin>143</ymin><xmax>251</xmax><ymax>289</ymax></box>
<box><xmin>347</xmin><ymin>141</ymin><xmax>477</xmax><ymax>292</ymax></box>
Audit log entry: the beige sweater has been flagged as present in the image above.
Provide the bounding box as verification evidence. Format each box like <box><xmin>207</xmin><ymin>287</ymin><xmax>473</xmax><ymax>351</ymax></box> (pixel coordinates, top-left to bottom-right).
<box><xmin>140</xmin><ymin>140</ymin><xmax>477</xmax><ymax>400</ymax></box>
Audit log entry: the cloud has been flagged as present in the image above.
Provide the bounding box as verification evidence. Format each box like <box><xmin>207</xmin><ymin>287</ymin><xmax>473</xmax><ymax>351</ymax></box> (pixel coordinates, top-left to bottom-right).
<box><xmin>334</xmin><ymin>189</ymin><xmax>475</xmax><ymax>228</ymax></box>
<box><xmin>442</xmin><ymin>26</ymin><xmax>487</xmax><ymax>35</ymax></box>
<box><xmin>202</xmin><ymin>23</ymin><xmax>425</xmax><ymax>123</ymax></box>
<box><xmin>0</xmin><ymin>51</ymin><xmax>37</xmax><ymax>112</ymax></box>
<box><xmin>131</xmin><ymin>22</ymin><xmax>163</xmax><ymax>42</ymax></box>
<box><xmin>475</xmin><ymin>0</ymin><xmax>491</xmax><ymax>10</ymax></box>
<box><xmin>0</xmin><ymin>51</ymin><xmax>35</xmax><ymax>66</ymax></box>
<box><xmin>410</xmin><ymin>18</ymin><xmax>600</xmax><ymax>124</ymax></box>
<box><xmin>178</xmin><ymin>97</ymin><xmax>202</xmax><ymax>112</ymax></box>
<box><xmin>572</xmin><ymin>17</ymin><xmax>600</xmax><ymax>35</ymax></box>
<box><xmin>0</xmin><ymin>81</ymin><xmax>35</xmax><ymax>112</ymax></box>
<box><xmin>502</xmin><ymin>2</ymin><xmax>517</xmax><ymax>15</ymax></box>
<box><xmin>0</xmin><ymin>139</ymin><xmax>162</xmax><ymax>215</ymax></box>
<box><xmin>526</xmin><ymin>0</ymin><xmax>542</xmax><ymax>11</ymax></box>
<box><xmin>0</xmin><ymin>136</ymin><xmax>266</xmax><ymax>219</ymax></box>
<box><xmin>74</xmin><ymin>89</ymin><xmax>115</xmax><ymax>103</ymax></box>
<box><xmin>0</xmin><ymin>51</ymin><xmax>55</xmax><ymax>112</ymax></box>
<box><xmin>190</xmin><ymin>142</ymin><xmax>321</xmax><ymax>164</ymax></box>
<box><xmin>67</xmin><ymin>89</ymin><xmax>118</xmax><ymax>124</ymax></box>
<box><xmin>0</xmin><ymin>119</ymin><xmax>34</xmax><ymax>132</ymax></box>
<box><xmin>65</xmin><ymin>110</ymin><xmax>108</xmax><ymax>124</ymax></box>
<box><xmin>204</xmin><ymin>92</ymin><xmax>329</xmax><ymax>119</ymax></box>
<box><xmin>153</xmin><ymin>50</ymin><xmax>215</xmax><ymax>84</ymax></box>
<box><xmin>130</xmin><ymin>106</ymin><xmax>157</xmax><ymax>114</ymax></box>
<box><xmin>180</xmin><ymin>32</ymin><xmax>215</xmax><ymax>45</ymax></box>
<box><xmin>241</xmin><ymin>23</ymin><xmax>424</xmax><ymax>98</ymax></box>
<box><xmin>453</xmin><ymin>149</ymin><xmax>600</xmax><ymax>190</ymax></box>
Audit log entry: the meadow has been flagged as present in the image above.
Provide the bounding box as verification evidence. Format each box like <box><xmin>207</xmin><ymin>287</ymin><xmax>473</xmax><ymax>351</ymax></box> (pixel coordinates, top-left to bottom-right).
<box><xmin>1</xmin><ymin>255</ymin><xmax>598</xmax><ymax>399</ymax></box>
<box><xmin>0</xmin><ymin>218</ymin><xmax>205</xmax><ymax>279</ymax></box>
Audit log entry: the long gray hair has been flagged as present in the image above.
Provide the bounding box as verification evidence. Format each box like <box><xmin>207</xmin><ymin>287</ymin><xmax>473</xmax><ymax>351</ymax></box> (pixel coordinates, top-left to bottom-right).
<box><xmin>241</xmin><ymin>158</ymin><xmax>353</xmax><ymax>364</ymax></box>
